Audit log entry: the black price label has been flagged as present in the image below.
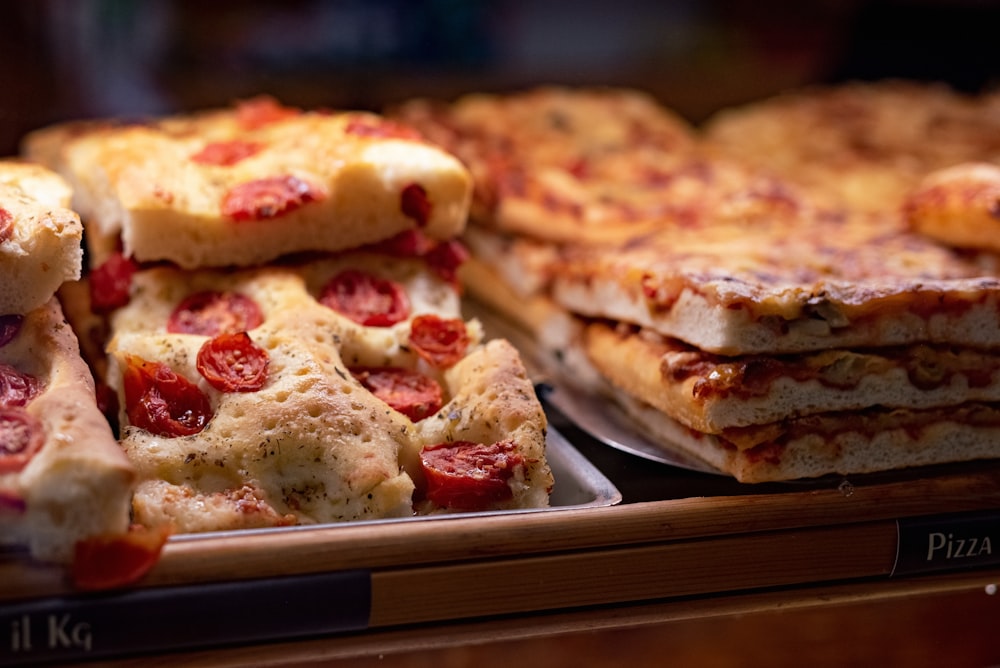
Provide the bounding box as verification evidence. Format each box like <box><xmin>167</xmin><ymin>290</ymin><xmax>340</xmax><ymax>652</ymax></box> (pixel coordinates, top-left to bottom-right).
<box><xmin>892</xmin><ymin>509</ymin><xmax>1000</xmax><ymax>577</ymax></box>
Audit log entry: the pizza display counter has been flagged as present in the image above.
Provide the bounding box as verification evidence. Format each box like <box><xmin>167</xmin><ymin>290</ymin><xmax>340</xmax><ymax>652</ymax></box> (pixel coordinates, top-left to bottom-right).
<box><xmin>3</xmin><ymin>400</ymin><xmax>999</xmax><ymax>666</ymax></box>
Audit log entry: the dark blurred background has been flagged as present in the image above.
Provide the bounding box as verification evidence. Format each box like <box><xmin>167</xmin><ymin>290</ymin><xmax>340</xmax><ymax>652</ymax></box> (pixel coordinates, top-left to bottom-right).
<box><xmin>0</xmin><ymin>0</ymin><xmax>997</xmax><ymax>156</ymax></box>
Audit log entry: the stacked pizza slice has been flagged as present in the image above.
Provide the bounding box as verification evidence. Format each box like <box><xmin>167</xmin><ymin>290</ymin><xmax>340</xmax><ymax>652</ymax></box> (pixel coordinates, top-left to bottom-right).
<box><xmin>0</xmin><ymin>161</ymin><xmax>135</xmax><ymax>565</ymax></box>
<box><xmin>23</xmin><ymin>96</ymin><xmax>552</xmax><ymax>539</ymax></box>
<box><xmin>396</xmin><ymin>83</ymin><xmax>1000</xmax><ymax>483</ymax></box>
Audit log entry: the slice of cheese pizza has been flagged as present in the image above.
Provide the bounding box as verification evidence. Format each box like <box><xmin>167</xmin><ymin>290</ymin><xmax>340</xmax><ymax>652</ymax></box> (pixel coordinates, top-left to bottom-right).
<box><xmin>394</xmin><ymin>86</ymin><xmax>722</xmax><ymax>244</ymax></box>
<box><xmin>611</xmin><ymin>388</ymin><xmax>1000</xmax><ymax>483</ymax></box>
<box><xmin>580</xmin><ymin>319</ymin><xmax>1000</xmax><ymax>431</ymax></box>
<box><xmin>102</xmin><ymin>250</ymin><xmax>551</xmax><ymax>533</ymax></box>
<box><xmin>703</xmin><ymin>80</ymin><xmax>1000</xmax><ymax>213</ymax></box>
<box><xmin>402</xmin><ymin>84</ymin><xmax>1000</xmax><ymax>482</ymax></box>
<box><xmin>551</xmin><ymin>213</ymin><xmax>1000</xmax><ymax>355</ymax></box>
<box><xmin>23</xmin><ymin>97</ymin><xmax>473</xmax><ymax>269</ymax></box>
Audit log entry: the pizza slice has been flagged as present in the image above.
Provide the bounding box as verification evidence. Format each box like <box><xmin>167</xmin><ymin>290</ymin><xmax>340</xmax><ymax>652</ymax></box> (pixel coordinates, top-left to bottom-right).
<box><xmin>102</xmin><ymin>250</ymin><xmax>551</xmax><ymax>534</ymax></box>
<box><xmin>402</xmin><ymin>83</ymin><xmax>1000</xmax><ymax>483</ymax></box>
<box><xmin>550</xmin><ymin>212</ymin><xmax>1000</xmax><ymax>355</ymax></box>
<box><xmin>581</xmin><ymin>320</ymin><xmax>1000</xmax><ymax>434</ymax></box>
<box><xmin>23</xmin><ymin>96</ymin><xmax>473</xmax><ymax>269</ymax></box>
<box><xmin>0</xmin><ymin>161</ymin><xmax>146</xmax><ymax>582</ymax></box>
<box><xmin>0</xmin><ymin>299</ymin><xmax>136</xmax><ymax>561</ymax></box>
<box><xmin>394</xmin><ymin>86</ymin><xmax>721</xmax><ymax>244</ymax></box>
<box><xmin>610</xmin><ymin>387</ymin><xmax>1000</xmax><ymax>483</ymax></box>
<box><xmin>0</xmin><ymin>161</ymin><xmax>83</xmax><ymax>315</ymax></box>
<box><xmin>703</xmin><ymin>80</ymin><xmax>1000</xmax><ymax>213</ymax></box>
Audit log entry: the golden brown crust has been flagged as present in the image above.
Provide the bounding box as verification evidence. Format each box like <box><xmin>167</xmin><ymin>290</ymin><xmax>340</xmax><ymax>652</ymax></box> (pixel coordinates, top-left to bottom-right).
<box><xmin>552</xmin><ymin>213</ymin><xmax>1000</xmax><ymax>354</ymax></box>
<box><xmin>0</xmin><ymin>161</ymin><xmax>82</xmax><ymax>315</ymax></box>
<box><xmin>25</xmin><ymin>103</ymin><xmax>472</xmax><ymax>269</ymax></box>
<box><xmin>613</xmin><ymin>389</ymin><xmax>1000</xmax><ymax>483</ymax></box>
<box><xmin>583</xmin><ymin>320</ymin><xmax>1000</xmax><ymax>433</ymax></box>
<box><xmin>394</xmin><ymin>86</ymin><xmax>708</xmax><ymax>244</ymax></box>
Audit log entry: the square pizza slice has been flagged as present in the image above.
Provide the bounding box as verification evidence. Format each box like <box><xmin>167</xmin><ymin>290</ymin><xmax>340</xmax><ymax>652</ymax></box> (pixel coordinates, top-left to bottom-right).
<box><xmin>23</xmin><ymin>97</ymin><xmax>473</xmax><ymax>269</ymax></box>
<box><xmin>103</xmin><ymin>250</ymin><xmax>551</xmax><ymax>533</ymax></box>
<box><xmin>0</xmin><ymin>161</ymin><xmax>83</xmax><ymax>315</ymax></box>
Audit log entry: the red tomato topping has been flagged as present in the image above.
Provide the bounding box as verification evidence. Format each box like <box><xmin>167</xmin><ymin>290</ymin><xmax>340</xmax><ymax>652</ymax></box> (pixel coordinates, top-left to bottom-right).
<box><xmin>424</xmin><ymin>239</ymin><xmax>469</xmax><ymax>284</ymax></box>
<box><xmin>167</xmin><ymin>290</ymin><xmax>264</xmax><ymax>337</ymax></box>
<box><xmin>197</xmin><ymin>332</ymin><xmax>269</xmax><ymax>393</ymax></box>
<box><xmin>361</xmin><ymin>231</ymin><xmax>468</xmax><ymax>285</ymax></box>
<box><xmin>364</xmin><ymin>229</ymin><xmax>435</xmax><ymax>257</ymax></box>
<box><xmin>344</xmin><ymin>117</ymin><xmax>423</xmax><ymax>140</ymax></box>
<box><xmin>72</xmin><ymin>524</ymin><xmax>171</xmax><ymax>591</ymax></box>
<box><xmin>400</xmin><ymin>183</ymin><xmax>431</xmax><ymax>227</ymax></box>
<box><xmin>408</xmin><ymin>315</ymin><xmax>469</xmax><ymax>368</ymax></box>
<box><xmin>0</xmin><ymin>314</ymin><xmax>23</xmax><ymax>348</ymax></box>
<box><xmin>122</xmin><ymin>355</ymin><xmax>213</xmax><ymax>437</ymax></box>
<box><xmin>191</xmin><ymin>140</ymin><xmax>263</xmax><ymax>166</ymax></box>
<box><xmin>350</xmin><ymin>366</ymin><xmax>443</xmax><ymax>421</ymax></box>
<box><xmin>420</xmin><ymin>440</ymin><xmax>523</xmax><ymax>511</ymax></box>
<box><xmin>0</xmin><ymin>363</ymin><xmax>39</xmax><ymax>407</ymax></box>
<box><xmin>0</xmin><ymin>489</ymin><xmax>26</xmax><ymax>514</ymax></box>
<box><xmin>235</xmin><ymin>96</ymin><xmax>300</xmax><ymax>130</ymax></box>
<box><xmin>319</xmin><ymin>269</ymin><xmax>410</xmax><ymax>327</ymax></box>
<box><xmin>0</xmin><ymin>207</ymin><xmax>12</xmax><ymax>243</ymax></box>
<box><xmin>0</xmin><ymin>408</ymin><xmax>44</xmax><ymax>473</ymax></box>
<box><xmin>89</xmin><ymin>251</ymin><xmax>138</xmax><ymax>314</ymax></box>
<box><xmin>221</xmin><ymin>175</ymin><xmax>324</xmax><ymax>221</ymax></box>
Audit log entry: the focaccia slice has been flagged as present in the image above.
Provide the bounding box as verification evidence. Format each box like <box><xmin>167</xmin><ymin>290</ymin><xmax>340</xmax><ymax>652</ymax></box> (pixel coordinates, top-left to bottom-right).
<box><xmin>582</xmin><ymin>320</ymin><xmax>1000</xmax><ymax>433</ymax></box>
<box><xmin>24</xmin><ymin>97</ymin><xmax>472</xmax><ymax>269</ymax></box>
<box><xmin>551</xmin><ymin>213</ymin><xmax>1000</xmax><ymax>355</ymax></box>
<box><xmin>105</xmin><ymin>253</ymin><xmax>551</xmax><ymax>533</ymax></box>
<box><xmin>0</xmin><ymin>161</ymin><xmax>82</xmax><ymax>315</ymax></box>
<box><xmin>0</xmin><ymin>299</ymin><xmax>134</xmax><ymax>562</ymax></box>
<box><xmin>703</xmin><ymin>80</ymin><xmax>1000</xmax><ymax>212</ymax></box>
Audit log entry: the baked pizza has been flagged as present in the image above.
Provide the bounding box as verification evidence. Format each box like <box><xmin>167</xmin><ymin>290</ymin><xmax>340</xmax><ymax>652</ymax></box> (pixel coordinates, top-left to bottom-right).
<box><xmin>703</xmin><ymin>80</ymin><xmax>1000</xmax><ymax>212</ymax></box>
<box><xmin>609</xmin><ymin>387</ymin><xmax>1000</xmax><ymax>483</ymax></box>
<box><xmin>394</xmin><ymin>86</ymin><xmax>731</xmax><ymax>244</ymax></box>
<box><xmin>400</xmin><ymin>83</ymin><xmax>1000</xmax><ymax>483</ymax></box>
<box><xmin>102</xmin><ymin>250</ymin><xmax>550</xmax><ymax>532</ymax></box>
<box><xmin>23</xmin><ymin>96</ymin><xmax>473</xmax><ymax>269</ymax></box>
<box><xmin>550</xmin><ymin>212</ymin><xmax>1000</xmax><ymax>356</ymax></box>
<box><xmin>0</xmin><ymin>161</ymin><xmax>83</xmax><ymax>315</ymax></box>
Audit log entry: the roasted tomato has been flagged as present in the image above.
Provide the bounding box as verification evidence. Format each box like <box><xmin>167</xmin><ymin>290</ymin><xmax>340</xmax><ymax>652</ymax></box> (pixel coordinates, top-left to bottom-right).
<box><xmin>89</xmin><ymin>251</ymin><xmax>138</xmax><ymax>314</ymax></box>
<box><xmin>319</xmin><ymin>269</ymin><xmax>410</xmax><ymax>327</ymax></box>
<box><xmin>197</xmin><ymin>332</ymin><xmax>270</xmax><ymax>392</ymax></box>
<box><xmin>167</xmin><ymin>291</ymin><xmax>264</xmax><ymax>337</ymax></box>
<box><xmin>408</xmin><ymin>315</ymin><xmax>469</xmax><ymax>368</ymax></box>
<box><xmin>420</xmin><ymin>440</ymin><xmax>523</xmax><ymax>511</ymax></box>
<box><xmin>121</xmin><ymin>355</ymin><xmax>213</xmax><ymax>437</ymax></box>
<box><xmin>350</xmin><ymin>366</ymin><xmax>443</xmax><ymax>421</ymax></box>
<box><xmin>72</xmin><ymin>525</ymin><xmax>171</xmax><ymax>591</ymax></box>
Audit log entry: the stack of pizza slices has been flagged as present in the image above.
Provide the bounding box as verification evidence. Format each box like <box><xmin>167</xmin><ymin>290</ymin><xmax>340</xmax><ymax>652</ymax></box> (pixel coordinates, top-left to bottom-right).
<box><xmin>0</xmin><ymin>161</ymin><xmax>136</xmax><ymax>570</ymax></box>
<box><xmin>396</xmin><ymin>83</ymin><xmax>1000</xmax><ymax>483</ymax></box>
<box><xmin>22</xmin><ymin>96</ymin><xmax>552</xmax><ymax>540</ymax></box>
